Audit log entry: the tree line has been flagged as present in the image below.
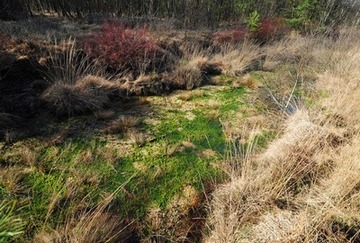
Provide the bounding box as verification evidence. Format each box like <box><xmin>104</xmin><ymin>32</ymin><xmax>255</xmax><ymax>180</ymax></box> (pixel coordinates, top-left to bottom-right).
<box><xmin>0</xmin><ymin>0</ymin><xmax>358</xmax><ymax>28</ymax></box>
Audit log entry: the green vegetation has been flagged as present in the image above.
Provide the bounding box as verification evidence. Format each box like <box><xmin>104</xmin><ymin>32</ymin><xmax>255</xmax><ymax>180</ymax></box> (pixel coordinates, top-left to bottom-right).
<box><xmin>247</xmin><ymin>11</ymin><xmax>260</xmax><ymax>32</ymax></box>
<box><xmin>2</xmin><ymin>2</ymin><xmax>359</xmax><ymax>240</ymax></box>
<box><xmin>1</xmin><ymin>77</ymin><xmax>259</xmax><ymax>240</ymax></box>
<box><xmin>0</xmin><ymin>200</ymin><xmax>24</xmax><ymax>242</ymax></box>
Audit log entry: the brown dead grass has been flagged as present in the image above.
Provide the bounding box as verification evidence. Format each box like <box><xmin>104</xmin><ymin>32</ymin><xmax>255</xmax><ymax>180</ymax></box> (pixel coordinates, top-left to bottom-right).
<box><xmin>42</xmin><ymin>75</ymin><xmax>123</xmax><ymax>118</ymax></box>
<box><xmin>42</xmin><ymin>82</ymin><xmax>106</xmax><ymax>117</ymax></box>
<box><xmin>205</xmin><ymin>29</ymin><xmax>360</xmax><ymax>242</ymax></box>
<box><xmin>34</xmin><ymin>172</ymin><xmax>138</xmax><ymax>243</ymax></box>
<box><xmin>104</xmin><ymin>116</ymin><xmax>140</xmax><ymax>134</ymax></box>
<box><xmin>76</xmin><ymin>75</ymin><xmax>121</xmax><ymax>99</ymax></box>
<box><xmin>121</xmin><ymin>74</ymin><xmax>160</xmax><ymax>96</ymax></box>
<box><xmin>35</xmin><ymin>193</ymin><xmax>135</xmax><ymax>243</ymax></box>
<box><xmin>144</xmin><ymin>185</ymin><xmax>201</xmax><ymax>242</ymax></box>
<box><xmin>94</xmin><ymin>110</ymin><xmax>115</xmax><ymax>120</ymax></box>
<box><xmin>172</xmin><ymin>64</ymin><xmax>203</xmax><ymax>90</ymax></box>
<box><xmin>211</xmin><ymin>42</ymin><xmax>262</xmax><ymax>76</ymax></box>
<box><xmin>170</xmin><ymin>47</ymin><xmax>222</xmax><ymax>90</ymax></box>
<box><xmin>233</xmin><ymin>74</ymin><xmax>260</xmax><ymax>89</ymax></box>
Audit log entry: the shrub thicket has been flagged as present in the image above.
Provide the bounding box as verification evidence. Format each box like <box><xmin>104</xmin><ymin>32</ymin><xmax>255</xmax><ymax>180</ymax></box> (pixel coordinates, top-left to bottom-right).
<box><xmin>253</xmin><ymin>17</ymin><xmax>288</xmax><ymax>43</ymax></box>
<box><xmin>84</xmin><ymin>22</ymin><xmax>159</xmax><ymax>74</ymax></box>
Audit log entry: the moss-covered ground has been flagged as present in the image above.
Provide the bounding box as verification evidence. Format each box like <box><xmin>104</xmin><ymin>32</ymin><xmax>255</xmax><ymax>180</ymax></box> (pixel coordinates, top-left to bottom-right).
<box><xmin>0</xmin><ymin>78</ymin><xmax>283</xmax><ymax>240</ymax></box>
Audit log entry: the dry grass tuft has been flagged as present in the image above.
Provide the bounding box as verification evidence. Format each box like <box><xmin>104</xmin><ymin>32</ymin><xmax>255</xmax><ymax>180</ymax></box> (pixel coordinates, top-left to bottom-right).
<box><xmin>76</xmin><ymin>75</ymin><xmax>121</xmax><ymax>99</ymax></box>
<box><xmin>172</xmin><ymin>64</ymin><xmax>204</xmax><ymax>90</ymax></box>
<box><xmin>206</xmin><ymin>177</ymin><xmax>263</xmax><ymax>242</ymax></box>
<box><xmin>170</xmin><ymin>47</ymin><xmax>220</xmax><ymax>90</ymax></box>
<box><xmin>42</xmin><ymin>82</ymin><xmax>106</xmax><ymax>117</ymax></box>
<box><xmin>178</xmin><ymin>90</ymin><xmax>205</xmax><ymax>101</ymax></box>
<box><xmin>105</xmin><ymin>116</ymin><xmax>140</xmax><ymax>134</ymax></box>
<box><xmin>35</xmin><ymin>194</ymin><xmax>135</xmax><ymax>243</ymax></box>
<box><xmin>42</xmin><ymin>75</ymin><xmax>122</xmax><ymax>118</ymax></box>
<box><xmin>94</xmin><ymin>110</ymin><xmax>115</xmax><ymax>120</ymax></box>
<box><xmin>18</xmin><ymin>146</ymin><xmax>37</xmax><ymax>167</ymax></box>
<box><xmin>199</xmin><ymin>149</ymin><xmax>218</xmax><ymax>158</ymax></box>
<box><xmin>41</xmin><ymin>38</ymin><xmax>123</xmax><ymax>118</ymax></box>
<box><xmin>252</xmin><ymin>210</ymin><xmax>306</xmax><ymax>242</ymax></box>
<box><xmin>208</xmin><ymin>110</ymin><xmax>220</xmax><ymax>120</ymax></box>
<box><xmin>125</xmin><ymin>129</ymin><xmax>147</xmax><ymax>147</ymax></box>
<box><xmin>177</xmin><ymin>92</ymin><xmax>193</xmax><ymax>101</ymax></box>
<box><xmin>233</xmin><ymin>74</ymin><xmax>260</xmax><ymax>89</ymax></box>
<box><xmin>121</xmin><ymin>74</ymin><xmax>160</xmax><ymax>96</ymax></box>
<box><xmin>182</xmin><ymin>141</ymin><xmax>196</xmax><ymax>149</ymax></box>
<box><xmin>211</xmin><ymin>42</ymin><xmax>262</xmax><ymax>76</ymax></box>
<box><xmin>45</xmin><ymin>37</ymin><xmax>102</xmax><ymax>85</ymax></box>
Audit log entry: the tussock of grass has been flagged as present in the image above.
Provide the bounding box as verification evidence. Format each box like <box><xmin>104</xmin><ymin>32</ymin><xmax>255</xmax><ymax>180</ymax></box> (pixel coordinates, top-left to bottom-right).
<box><xmin>233</xmin><ymin>74</ymin><xmax>260</xmax><ymax>89</ymax></box>
<box><xmin>43</xmin><ymin>75</ymin><xmax>123</xmax><ymax>118</ymax></box>
<box><xmin>211</xmin><ymin>42</ymin><xmax>262</xmax><ymax>76</ymax></box>
<box><xmin>122</xmin><ymin>74</ymin><xmax>163</xmax><ymax>96</ymax></box>
<box><xmin>45</xmin><ymin>38</ymin><xmax>102</xmax><ymax>85</ymax></box>
<box><xmin>172</xmin><ymin>64</ymin><xmax>203</xmax><ymax>90</ymax></box>
<box><xmin>262</xmin><ymin>35</ymin><xmax>312</xmax><ymax>70</ymax></box>
<box><xmin>105</xmin><ymin>116</ymin><xmax>140</xmax><ymax>134</ymax></box>
<box><xmin>76</xmin><ymin>75</ymin><xmax>121</xmax><ymax>99</ymax></box>
<box><xmin>42</xmin><ymin>82</ymin><xmax>106</xmax><ymax>117</ymax></box>
<box><xmin>171</xmin><ymin>49</ymin><xmax>208</xmax><ymax>90</ymax></box>
<box><xmin>34</xmin><ymin>193</ymin><xmax>135</xmax><ymax>243</ymax></box>
<box><xmin>41</xmin><ymin>38</ymin><xmax>124</xmax><ymax>118</ymax></box>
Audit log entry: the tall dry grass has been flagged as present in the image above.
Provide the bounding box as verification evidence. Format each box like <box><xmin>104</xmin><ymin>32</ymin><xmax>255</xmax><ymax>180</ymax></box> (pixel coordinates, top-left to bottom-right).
<box><xmin>41</xmin><ymin>38</ymin><xmax>124</xmax><ymax>117</ymax></box>
<box><xmin>211</xmin><ymin>42</ymin><xmax>262</xmax><ymax>76</ymax></box>
<box><xmin>171</xmin><ymin>46</ymin><xmax>210</xmax><ymax>90</ymax></box>
<box><xmin>45</xmin><ymin>37</ymin><xmax>103</xmax><ymax>85</ymax></box>
<box><xmin>205</xmin><ymin>28</ymin><xmax>360</xmax><ymax>242</ymax></box>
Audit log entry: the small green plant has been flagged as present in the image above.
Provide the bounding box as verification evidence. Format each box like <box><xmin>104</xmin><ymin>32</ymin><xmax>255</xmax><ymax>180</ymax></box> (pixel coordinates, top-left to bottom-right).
<box><xmin>0</xmin><ymin>200</ymin><xmax>24</xmax><ymax>242</ymax></box>
<box><xmin>247</xmin><ymin>11</ymin><xmax>260</xmax><ymax>32</ymax></box>
<box><xmin>286</xmin><ymin>0</ymin><xmax>322</xmax><ymax>31</ymax></box>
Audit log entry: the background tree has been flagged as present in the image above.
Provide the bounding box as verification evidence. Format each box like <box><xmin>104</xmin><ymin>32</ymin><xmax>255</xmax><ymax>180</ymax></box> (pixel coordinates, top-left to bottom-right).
<box><xmin>0</xmin><ymin>0</ymin><xmax>357</xmax><ymax>29</ymax></box>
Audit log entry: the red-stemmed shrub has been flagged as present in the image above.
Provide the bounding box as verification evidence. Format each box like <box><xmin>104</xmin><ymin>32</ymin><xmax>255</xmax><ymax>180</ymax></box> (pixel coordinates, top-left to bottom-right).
<box><xmin>253</xmin><ymin>17</ymin><xmax>288</xmax><ymax>43</ymax></box>
<box><xmin>83</xmin><ymin>21</ymin><xmax>159</xmax><ymax>73</ymax></box>
<box><xmin>213</xmin><ymin>27</ymin><xmax>248</xmax><ymax>45</ymax></box>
